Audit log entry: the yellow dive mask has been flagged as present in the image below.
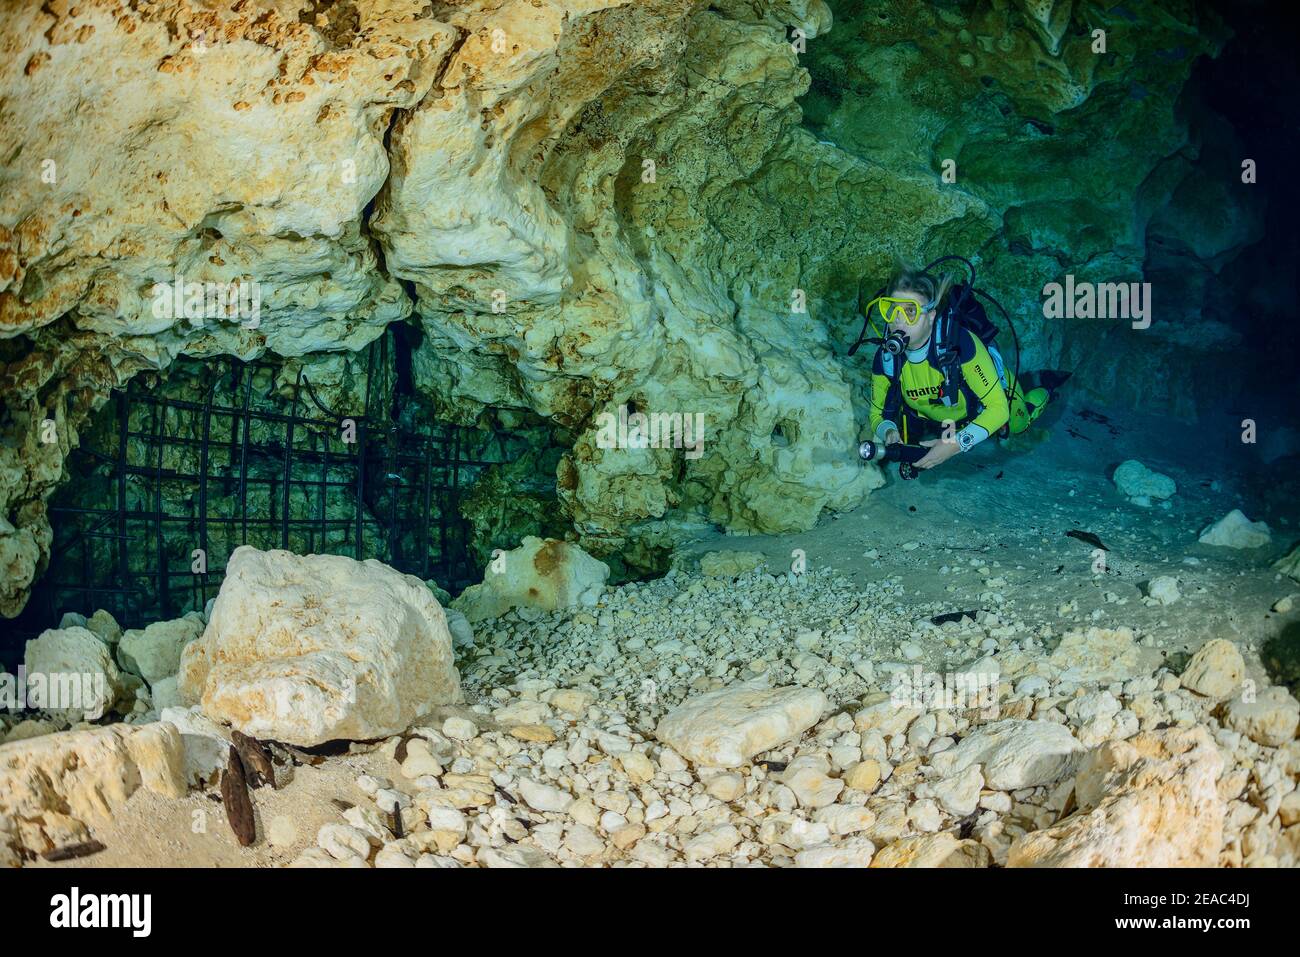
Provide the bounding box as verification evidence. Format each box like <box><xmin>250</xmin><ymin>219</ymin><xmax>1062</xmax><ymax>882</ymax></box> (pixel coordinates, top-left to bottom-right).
<box><xmin>866</xmin><ymin>296</ymin><xmax>931</xmax><ymax>327</ymax></box>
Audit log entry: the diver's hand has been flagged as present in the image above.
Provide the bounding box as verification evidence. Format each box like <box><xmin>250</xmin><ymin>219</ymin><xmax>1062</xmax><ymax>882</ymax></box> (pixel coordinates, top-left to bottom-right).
<box><xmin>883</xmin><ymin>429</ymin><xmax>901</xmax><ymax>446</ymax></box>
<box><xmin>915</xmin><ymin>438</ymin><xmax>960</xmax><ymax>470</ymax></box>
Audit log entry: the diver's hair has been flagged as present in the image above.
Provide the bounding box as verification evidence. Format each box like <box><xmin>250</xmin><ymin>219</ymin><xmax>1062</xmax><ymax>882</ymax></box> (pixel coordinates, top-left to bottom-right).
<box><xmin>887</xmin><ymin>259</ymin><xmax>954</xmax><ymax>311</ymax></box>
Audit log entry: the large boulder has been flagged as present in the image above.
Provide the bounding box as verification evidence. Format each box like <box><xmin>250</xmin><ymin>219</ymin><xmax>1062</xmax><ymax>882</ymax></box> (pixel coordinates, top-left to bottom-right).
<box><xmin>178</xmin><ymin>547</ymin><xmax>461</xmax><ymax>746</ymax></box>
<box><xmin>1008</xmin><ymin>728</ymin><xmax>1224</xmax><ymax>867</ymax></box>
<box><xmin>1112</xmin><ymin>460</ymin><xmax>1176</xmax><ymax>507</ymax></box>
<box><xmin>1199</xmin><ymin>509</ymin><xmax>1271</xmax><ymax>549</ymax></box>
<box><xmin>1179</xmin><ymin>638</ymin><xmax>1246</xmax><ymax>699</ymax></box>
<box><xmin>23</xmin><ymin>626</ymin><xmax>123</xmax><ymax>721</ymax></box>
<box><xmin>451</xmin><ymin>537</ymin><xmax>609</xmax><ymax>624</ymax></box>
<box><xmin>654</xmin><ymin>684</ymin><xmax>828</xmax><ymax>768</ymax></box>
<box><xmin>0</xmin><ymin>722</ymin><xmax>186</xmax><ymax>860</ymax></box>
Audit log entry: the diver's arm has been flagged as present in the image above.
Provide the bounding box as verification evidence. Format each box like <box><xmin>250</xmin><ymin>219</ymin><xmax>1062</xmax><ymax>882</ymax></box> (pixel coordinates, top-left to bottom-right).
<box><xmin>953</xmin><ymin>337</ymin><xmax>1010</xmax><ymax>451</ymax></box>
<box><xmin>867</xmin><ymin>349</ymin><xmax>901</xmax><ymax>443</ymax></box>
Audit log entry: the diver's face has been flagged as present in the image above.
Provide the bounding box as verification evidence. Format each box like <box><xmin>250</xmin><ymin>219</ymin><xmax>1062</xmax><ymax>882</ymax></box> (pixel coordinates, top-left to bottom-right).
<box><xmin>887</xmin><ymin>290</ymin><xmax>935</xmax><ymax>348</ymax></box>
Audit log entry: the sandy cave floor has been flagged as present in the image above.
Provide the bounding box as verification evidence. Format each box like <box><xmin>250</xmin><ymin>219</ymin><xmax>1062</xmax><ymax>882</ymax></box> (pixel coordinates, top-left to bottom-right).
<box><xmin>29</xmin><ymin>403</ymin><xmax>1300</xmax><ymax>869</ymax></box>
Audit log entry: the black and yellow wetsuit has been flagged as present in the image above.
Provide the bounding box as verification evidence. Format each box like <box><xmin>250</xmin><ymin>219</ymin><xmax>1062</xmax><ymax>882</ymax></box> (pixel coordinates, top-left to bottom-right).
<box><xmin>868</xmin><ymin>326</ymin><xmax>1049</xmax><ymax>452</ymax></box>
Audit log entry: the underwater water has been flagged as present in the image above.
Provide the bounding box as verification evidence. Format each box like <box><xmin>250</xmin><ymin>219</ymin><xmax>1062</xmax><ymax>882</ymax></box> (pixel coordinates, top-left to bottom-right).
<box><xmin>1</xmin><ymin>0</ymin><xmax>1298</xmax><ymax>897</ymax></box>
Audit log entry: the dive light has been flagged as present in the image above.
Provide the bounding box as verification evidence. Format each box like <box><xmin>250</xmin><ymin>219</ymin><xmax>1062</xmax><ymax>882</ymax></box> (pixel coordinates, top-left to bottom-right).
<box><xmin>858</xmin><ymin>439</ymin><xmax>929</xmax><ymax>480</ymax></box>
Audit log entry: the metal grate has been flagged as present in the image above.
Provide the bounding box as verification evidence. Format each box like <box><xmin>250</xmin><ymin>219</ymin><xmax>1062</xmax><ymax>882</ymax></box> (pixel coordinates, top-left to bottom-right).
<box><xmin>16</xmin><ymin>328</ymin><xmax>523</xmax><ymax>634</ymax></box>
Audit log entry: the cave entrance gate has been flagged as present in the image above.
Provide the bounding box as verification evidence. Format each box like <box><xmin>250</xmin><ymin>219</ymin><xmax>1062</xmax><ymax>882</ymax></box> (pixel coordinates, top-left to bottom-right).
<box><xmin>21</xmin><ymin>327</ymin><xmax>520</xmax><ymax>634</ymax></box>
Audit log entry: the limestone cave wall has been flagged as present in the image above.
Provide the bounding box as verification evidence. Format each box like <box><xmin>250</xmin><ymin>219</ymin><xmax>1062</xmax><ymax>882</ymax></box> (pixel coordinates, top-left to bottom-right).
<box><xmin>0</xmin><ymin>0</ymin><xmax>1267</xmax><ymax>618</ymax></box>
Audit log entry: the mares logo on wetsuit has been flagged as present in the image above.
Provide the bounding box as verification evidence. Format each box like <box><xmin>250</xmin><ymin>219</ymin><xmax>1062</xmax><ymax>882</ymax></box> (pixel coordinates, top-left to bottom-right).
<box><xmin>905</xmin><ymin>385</ymin><xmax>940</xmax><ymax>400</ymax></box>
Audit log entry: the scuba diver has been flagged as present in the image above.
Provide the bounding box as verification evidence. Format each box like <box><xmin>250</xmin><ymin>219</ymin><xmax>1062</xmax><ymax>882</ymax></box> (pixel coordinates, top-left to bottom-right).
<box><xmin>850</xmin><ymin>258</ymin><xmax>1061</xmax><ymax>473</ymax></box>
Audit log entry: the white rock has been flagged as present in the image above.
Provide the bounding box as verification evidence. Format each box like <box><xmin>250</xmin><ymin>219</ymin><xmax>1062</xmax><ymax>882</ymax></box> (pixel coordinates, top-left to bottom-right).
<box><xmin>930</xmin><ymin>766</ymin><xmax>983</xmax><ymax>817</ymax></box>
<box><xmin>854</xmin><ymin>696</ymin><xmax>922</xmax><ymax>736</ymax></box>
<box><xmin>1112</xmin><ymin>460</ymin><xmax>1176</xmax><ymax>505</ymax></box>
<box><xmin>757</xmin><ymin>815</ymin><xmax>828</xmax><ymax>850</ymax></box>
<box><xmin>562</xmin><ymin>823</ymin><xmax>604</xmax><ymax>857</ymax></box>
<box><xmin>401</xmin><ymin>738</ymin><xmax>443</xmax><ymax>778</ymax></box>
<box><xmin>1011</xmin><ymin>728</ymin><xmax>1224</xmax><ymax>867</ymax></box>
<box><xmin>1146</xmin><ymin>576</ymin><xmax>1181</xmax><ymax>606</ymax></box>
<box><xmin>317</xmin><ymin>824</ymin><xmax>373</xmax><ymax>862</ymax></box>
<box><xmin>794</xmin><ymin>838</ymin><xmax>876</xmax><ymax>867</ymax></box>
<box><xmin>374</xmin><ymin>788</ymin><xmax>410</xmax><ymax>814</ymax></box>
<box><xmin>658</xmin><ymin>748</ymin><xmax>688</xmax><ymax>773</ymax></box>
<box><xmin>426</xmin><ymin>807</ymin><xmax>468</xmax><ymax>838</ymax></box>
<box><xmin>979</xmin><ymin>791</ymin><xmax>1012</xmax><ymax>813</ymax></box>
<box><xmin>780</xmin><ymin>756</ymin><xmax>843</xmax><ymax>809</ymax></box>
<box><xmin>812</xmin><ymin>804</ymin><xmax>875</xmax><ymax>836</ymax></box>
<box><xmin>493</xmin><ymin>699</ymin><xmax>551</xmax><ymax>726</ymax></box>
<box><xmin>684</xmin><ymin>825</ymin><xmax>741</xmax><ymax>863</ymax></box>
<box><xmin>451</xmin><ymin>537</ymin><xmax>609</xmax><ymax>623</ymax></box>
<box><xmin>1016</xmin><ymin>675</ymin><xmax>1049</xmax><ymax>698</ymax></box>
<box><xmin>23</xmin><ymin>626</ymin><xmax>122</xmax><ymax>721</ymax></box>
<box><xmin>705</xmin><ymin>772</ymin><xmax>745</xmax><ymax>802</ymax></box>
<box><xmin>931</xmin><ymin>719</ymin><xmax>1085</xmax><ymax>790</ymax></box>
<box><xmin>654</xmin><ymin>684</ymin><xmax>828</xmax><ymax>768</ymax></box>
<box><xmin>1199</xmin><ymin>509</ymin><xmax>1270</xmax><ymax>549</ymax></box>
<box><xmin>1047</xmin><ymin>627</ymin><xmax>1145</xmax><ymax>684</ymax></box>
<box><xmin>117</xmin><ymin>616</ymin><xmax>204</xmax><ymax>684</ymax></box>
<box><xmin>374</xmin><ymin>843</ymin><xmax>417</xmax><ymax>868</ymax></box>
<box><xmin>122</xmin><ymin>722</ymin><xmax>188</xmax><ymax>800</ymax></box>
<box><xmin>871</xmin><ymin>832</ymin><xmax>991</xmax><ymax>868</ymax></box>
<box><xmin>0</xmin><ymin>719</ymin><xmax>59</xmax><ymax>744</ymax></box>
<box><xmin>907</xmin><ymin>713</ymin><xmax>937</xmax><ymax>750</ymax></box>
<box><xmin>178</xmin><ymin>547</ymin><xmax>461</xmax><ymax>746</ymax></box>
<box><xmin>550</xmin><ymin>688</ymin><xmax>594</xmax><ymax>715</ymax></box>
<box><xmin>517</xmin><ymin>777</ymin><xmax>574</xmax><ymax>813</ymax></box>
<box><xmin>1180</xmin><ymin>639</ymin><xmax>1245</xmax><ymax>699</ymax></box>
<box><xmin>478</xmin><ymin>845</ymin><xmax>558</xmax><ymax>868</ymax></box>
<box><xmin>1222</xmin><ymin>687</ymin><xmax>1300</xmax><ymax>747</ymax></box>
<box><xmin>343</xmin><ymin>805</ymin><xmax>389</xmax><ymax>843</ymax></box>
<box><xmin>908</xmin><ymin>798</ymin><xmax>942</xmax><ymax>832</ymax></box>
<box><xmin>288</xmin><ymin>848</ymin><xmax>353</xmax><ymax>869</ymax></box>
<box><xmin>442</xmin><ymin>716</ymin><xmax>477</xmax><ymax>741</ymax></box>
<box><xmin>1065</xmin><ymin>691</ymin><xmax>1120</xmax><ymax>724</ymax></box>
<box><xmin>149</xmin><ymin>675</ymin><xmax>182</xmax><ymax>711</ymax></box>
<box><xmin>618</xmin><ymin>750</ymin><xmax>656</xmax><ymax>783</ymax></box>
<box><xmin>443</xmin><ymin>608</ymin><xmax>476</xmax><ymax>649</ymax></box>
<box><xmin>159</xmin><ymin>705</ymin><xmax>229</xmax><ymax>787</ymax></box>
